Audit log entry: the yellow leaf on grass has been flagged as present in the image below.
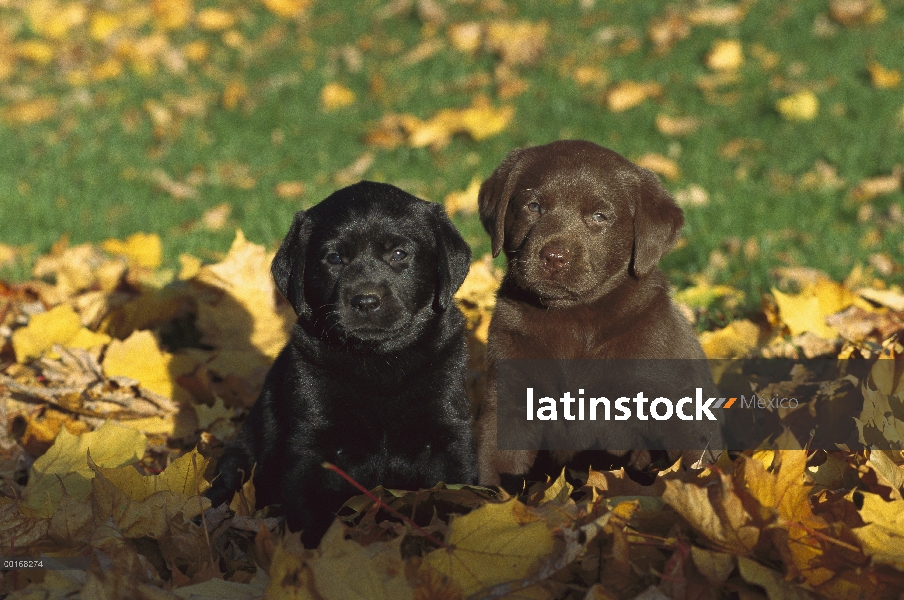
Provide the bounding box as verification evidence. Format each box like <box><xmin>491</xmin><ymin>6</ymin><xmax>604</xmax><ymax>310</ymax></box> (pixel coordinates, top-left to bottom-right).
<box><xmin>196</xmin><ymin>8</ymin><xmax>235</xmax><ymax>31</ymax></box>
<box><xmin>706</xmin><ymin>39</ymin><xmax>743</xmax><ymax>72</ymax></box>
<box><xmin>152</xmin><ymin>0</ymin><xmax>193</xmax><ymax>30</ymax></box>
<box><xmin>3</xmin><ymin>97</ymin><xmax>57</xmax><ymax>124</ymax></box>
<box><xmin>605</xmin><ymin>81</ymin><xmax>662</xmax><ymax>112</ymax></box>
<box><xmin>454</xmin><ymin>256</ymin><xmax>502</xmax><ymax>343</ymax></box>
<box><xmin>635</xmin><ymin>153</ymin><xmax>680</xmax><ymax>181</ymax></box>
<box><xmin>854</xmin><ymin>492</ymin><xmax>904</xmax><ymax>568</ymax></box>
<box><xmin>444</xmin><ymin>177</ymin><xmax>481</xmax><ymax>216</ymax></box>
<box><xmin>191</xmin><ymin>230</ymin><xmax>295</xmax><ymax>358</ymax></box>
<box><xmin>103</xmin><ymin>330</ymin><xmax>191</xmax><ymax>401</ymax></box>
<box><xmin>776</xmin><ymin>90</ymin><xmax>819</xmax><ymax>121</ymax></box>
<box><xmin>262</xmin><ymin>0</ymin><xmax>311</xmax><ymax>18</ymax></box>
<box><xmin>14</xmin><ymin>40</ymin><xmax>55</xmax><ymax>64</ymax></box>
<box><xmin>868</xmin><ymin>61</ymin><xmax>902</xmax><ymax>89</ymax></box>
<box><xmin>12</xmin><ymin>305</ymin><xmax>81</xmax><ymax>363</ymax></box>
<box><xmin>21</xmin><ymin>421</ymin><xmax>147</xmax><ymax>518</ymax></box>
<box><xmin>101</xmin><ymin>232</ymin><xmax>162</xmax><ymax>269</ymax></box>
<box><xmin>320</xmin><ymin>82</ymin><xmax>356</xmax><ymax>111</ymax></box>
<box><xmin>422</xmin><ymin>500</ymin><xmax>554</xmax><ymax>597</ymax></box>
<box><xmin>90</xmin><ymin>12</ymin><xmax>122</xmax><ymax>41</ymax></box>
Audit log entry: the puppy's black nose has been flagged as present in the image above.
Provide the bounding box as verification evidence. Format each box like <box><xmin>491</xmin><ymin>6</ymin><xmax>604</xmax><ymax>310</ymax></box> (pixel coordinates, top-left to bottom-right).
<box><xmin>350</xmin><ymin>294</ymin><xmax>381</xmax><ymax>313</ymax></box>
<box><xmin>541</xmin><ymin>245</ymin><xmax>570</xmax><ymax>273</ymax></box>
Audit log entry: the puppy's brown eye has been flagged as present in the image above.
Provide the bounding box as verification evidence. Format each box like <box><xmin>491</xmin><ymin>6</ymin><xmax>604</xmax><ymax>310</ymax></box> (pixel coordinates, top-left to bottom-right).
<box><xmin>326</xmin><ymin>253</ymin><xmax>343</xmax><ymax>265</ymax></box>
<box><xmin>390</xmin><ymin>249</ymin><xmax>408</xmax><ymax>261</ymax></box>
<box><xmin>528</xmin><ymin>201</ymin><xmax>541</xmax><ymax>213</ymax></box>
<box><xmin>591</xmin><ymin>212</ymin><xmax>607</xmax><ymax>223</ymax></box>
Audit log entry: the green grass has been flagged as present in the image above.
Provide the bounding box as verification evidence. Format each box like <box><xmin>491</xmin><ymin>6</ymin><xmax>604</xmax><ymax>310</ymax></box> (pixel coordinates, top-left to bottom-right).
<box><xmin>1</xmin><ymin>0</ymin><xmax>903</xmax><ymax>314</ymax></box>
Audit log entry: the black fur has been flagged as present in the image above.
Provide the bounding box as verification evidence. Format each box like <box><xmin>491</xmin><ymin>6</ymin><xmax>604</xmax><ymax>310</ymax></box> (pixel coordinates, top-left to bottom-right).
<box><xmin>206</xmin><ymin>181</ymin><xmax>476</xmax><ymax>546</ymax></box>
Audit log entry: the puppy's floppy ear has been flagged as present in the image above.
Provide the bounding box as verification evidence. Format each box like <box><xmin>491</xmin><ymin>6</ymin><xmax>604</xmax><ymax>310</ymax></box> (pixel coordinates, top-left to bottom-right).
<box><xmin>479</xmin><ymin>148</ymin><xmax>525</xmax><ymax>258</ymax></box>
<box><xmin>432</xmin><ymin>203</ymin><xmax>472</xmax><ymax>312</ymax></box>
<box><xmin>631</xmin><ymin>168</ymin><xmax>684</xmax><ymax>277</ymax></box>
<box><xmin>271</xmin><ymin>210</ymin><xmax>312</xmax><ymax>315</ymax></box>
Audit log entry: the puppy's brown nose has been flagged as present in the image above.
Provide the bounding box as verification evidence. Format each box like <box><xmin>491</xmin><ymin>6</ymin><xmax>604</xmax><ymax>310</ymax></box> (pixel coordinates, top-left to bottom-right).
<box><xmin>350</xmin><ymin>294</ymin><xmax>381</xmax><ymax>313</ymax></box>
<box><xmin>540</xmin><ymin>245</ymin><xmax>570</xmax><ymax>273</ymax></box>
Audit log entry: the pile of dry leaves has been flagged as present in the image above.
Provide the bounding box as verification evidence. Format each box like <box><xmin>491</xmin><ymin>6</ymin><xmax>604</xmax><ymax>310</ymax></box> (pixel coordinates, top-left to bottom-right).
<box><xmin>1</xmin><ymin>231</ymin><xmax>904</xmax><ymax>599</ymax></box>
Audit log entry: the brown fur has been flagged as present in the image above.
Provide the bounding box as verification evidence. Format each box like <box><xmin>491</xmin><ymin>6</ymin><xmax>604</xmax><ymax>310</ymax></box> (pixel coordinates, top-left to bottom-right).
<box><xmin>475</xmin><ymin>140</ymin><xmax>718</xmax><ymax>487</ymax></box>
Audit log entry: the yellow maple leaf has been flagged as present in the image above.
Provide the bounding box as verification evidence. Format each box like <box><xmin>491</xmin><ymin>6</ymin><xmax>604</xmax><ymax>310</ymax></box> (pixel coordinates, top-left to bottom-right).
<box><xmin>90</xmin><ymin>11</ymin><xmax>122</xmax><ymax>41</ymax></box>
<box><xmin>20</xmin><ymin>421</ymin><xmax>147</xmax><ymax>518</ymax></box>
<box><xmin>90</xmin><ymin>451</ymin><xmax>211</xmax><ymax>538</ymax></box>
<box><xmin>421</xmin><ymin>500</ymin><xmax>554</xmax><ymax>597</ymax></box>
<box><xmin>102</xmin><ymin>330</ymin><xmax>193</xmax><ymax>402</ymax></box>
<box><xmin>776</xmin><ymin>90</ymin><xmax>819</xmax><ymax>121</ymax></box>
<box><xmin>301</xmin><ymin>528</ymin><xmax>414</xmax><ymax>599</ymax></box>
<box><xmin>101</xmin><ymin>232</ymin><xmax>162</xmax><ymax>270</ymax></box>
<box><xmin>854</xmin><ymin>492</ymin><xmax>904</xmax><ymax>568</ymax></box>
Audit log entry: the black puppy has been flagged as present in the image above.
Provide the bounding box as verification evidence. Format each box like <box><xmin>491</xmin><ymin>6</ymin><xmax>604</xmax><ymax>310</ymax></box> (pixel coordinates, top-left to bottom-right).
<box><xmin>206</xmin><ymin>181</ymin><xmax>476</xmax><ymax>546</ymax></box>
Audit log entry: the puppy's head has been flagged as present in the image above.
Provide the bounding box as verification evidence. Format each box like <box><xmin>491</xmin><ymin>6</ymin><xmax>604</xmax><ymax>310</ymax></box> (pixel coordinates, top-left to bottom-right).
<box><xmin>272</xmin><ymin>181</ymin><xmax>471</xmax><ymax>350</ymax></box>
<box><xmin>479</xmin><ymin>140</ymin><xmax>683</xmax><ymax>307</ymax></box>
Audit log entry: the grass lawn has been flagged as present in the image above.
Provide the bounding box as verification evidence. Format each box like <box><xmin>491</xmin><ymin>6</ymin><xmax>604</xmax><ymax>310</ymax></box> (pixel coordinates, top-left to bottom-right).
<box><xmin>1</xmin><ymin>0</ymin><xmax>903</xmax><ymax>322</ymax></box>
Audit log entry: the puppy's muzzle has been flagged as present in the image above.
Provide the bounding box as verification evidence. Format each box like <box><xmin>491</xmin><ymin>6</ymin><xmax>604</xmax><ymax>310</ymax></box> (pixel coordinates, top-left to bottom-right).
<box><xmin>541</xmin><ymin>245</ymin><xmax>570</xmax><ymax>275</ymax></box>
<box><xmin>350</xmin><ymin>293</ymin><xmax>381</xmax><ymax>313</ymax></box>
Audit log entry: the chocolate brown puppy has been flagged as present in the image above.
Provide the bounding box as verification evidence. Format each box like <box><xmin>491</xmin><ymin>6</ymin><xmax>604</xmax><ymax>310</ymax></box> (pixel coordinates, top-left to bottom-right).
<box><xmin>475</xmin><ymin>140</ymin><xmax>721</xmax><ymax>488</ymax></box>
<box><xmin>207</xmin><ymin>181</ymin><xmax>476</xmax><ymax>546</ymax></box>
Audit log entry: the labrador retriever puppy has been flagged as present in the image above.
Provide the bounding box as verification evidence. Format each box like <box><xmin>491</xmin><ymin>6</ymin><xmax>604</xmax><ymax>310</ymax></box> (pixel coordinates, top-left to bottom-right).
<box><xmin>207</xmin><ymin>181</ymin><xmax>476</xmax><ymax>546</ymax></box>
<box><xmin>475</xmin><ymin>140</ymin><xmax>721</xmax><ymax>488</ymax></box>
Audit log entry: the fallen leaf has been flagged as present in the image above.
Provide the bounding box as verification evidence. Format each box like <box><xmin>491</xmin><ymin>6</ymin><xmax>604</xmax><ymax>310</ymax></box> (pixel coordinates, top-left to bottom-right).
<box><xmin>851</xmin><ymin>169</ymin><xmax>902</xmax><ymax>201</ymax></box>
<box><xmin>190</xmin><ymin>230</ymin><xmax>295</xmax><ymax>358</ymax></box>
<box><xmin>11</xmin><ymin>305</ymin><xmax>81</xmax><ymax>363</ymax></box>
<box><xmin>706</xmin><ymin>39</ymin><xmax>743</xmax><ymax>71</ymax></box>
<box><xmin>20</xmin><ymin>421</ymin><xmax>147</xmax><ymax>517</ymax></box>
<box><xmin>263</xmin><ymin>0</ymin><xmax>311</xmax><ymax>18</ymax></box>
<box><xmin>275</xmin><ymin>180</ymin><xmax>306</xmax><ymax>199</ymax></box>
<box><xmin>606</xmin><ymin>81</ymin><xmax>662</xmax><ymax>112</ymax></box>
<box><xmin>2</xmin><ymin>97</ymin><xmax>58</xmax><ymax>124</ymax></box>
<box><xmin>201</xmin><ymin>203</ymin><xmax>231</xmax><ymax>231</ymax></box>
<box><xmin>421</xmin><ymin>500</ymin><xmax>555</xmax><ymax>597</ymax></box>
<box><xmin>321</xmin><ymin>82</ymin><xmax>356</xmax><ymax>111</ymax></box>
<box><xmin>655</xmin><ymin>114</ymin><xmax>701</xmax><ymax>137</ymax></box>
<box><xmin>101</xmin><ymin>232</ymin><xmax>163</xmax><ymax>269</ymax></box>
<box><xmin>448</xmin><ymin>22</ymin><xmax>483</xmax><ymax>53</ymax></box>
<box><xmin>698</xmin><ymin>319</ymin><xmax>761</xmax><ymax>359</ymax></box>
<box><xmin>635</xmin><ymin>153</ymin><xmax>680</xmax><ymax>181</ymax></box>
<box><xmin>102</xmin><ymin>330</ymin><xmax>192</xmax><ymax>401</ymax></box>
<box><xmin>854</xmin><ymin>492</ymin><xmax>904</xmax><ymax>568</ymax></box>
<box><xmin>195</xmin><ymin>8</ymin><xmax>236</xmax><ymax>31</ymax></box>
<box><xmin>444</xmin><ymin>177</ymin><xmax>481</xmax><ymax>216</ymax></box>
<box><xmin>829</xmin><ymin>0</ymin><xmax>887</xmax><ymax>26</ymax></box>
<box><xmin>686</xmin><ymin>4</ymin><xmax>748</xmax><ymax>25</ymax></box>
<box><xmin>484</xmin><ymin>20</ymin><xmax>548</xmax><ymax>66</ymax></box>
<box><xmin>672</xmin><ymin>184</ymin><xmax>709</xmax><ymax>207</ymax></box>
<box><xmin>776</xmin><ymin>90</ymin><xmax>819</xmax><ymax>121</ymax></box>
<box><xmin>868</xmin><ymin>60</ymin><xmax>902</xmax><ymax>89</ymax></box>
